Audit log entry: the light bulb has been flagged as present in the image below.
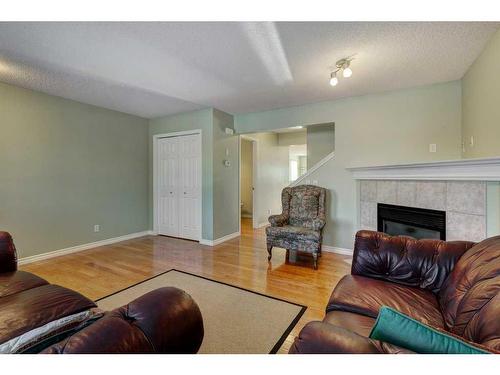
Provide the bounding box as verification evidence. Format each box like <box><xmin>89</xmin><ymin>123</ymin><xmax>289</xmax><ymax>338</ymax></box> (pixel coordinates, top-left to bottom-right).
<box><xmin>343</xmin><ymin>66</ymin><xmax>352</xmax><ymax>78</ymax></box>
<box><xmin>329</xmin><ymin>72</ymin><xmax>338</xmax><ymax>86</ymax></box>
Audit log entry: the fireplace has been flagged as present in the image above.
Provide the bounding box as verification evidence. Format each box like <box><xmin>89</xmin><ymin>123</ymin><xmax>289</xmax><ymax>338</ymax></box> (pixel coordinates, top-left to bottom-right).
<box><xmin>377</xmin><ymin>203</ymin><xmax>446</xmax><ymax>240</ymax></box>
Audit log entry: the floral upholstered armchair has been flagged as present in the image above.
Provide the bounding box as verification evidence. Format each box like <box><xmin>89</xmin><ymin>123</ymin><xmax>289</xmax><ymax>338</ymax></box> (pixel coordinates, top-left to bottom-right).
<box><xmin>266</xmin><ymin>185</ymin><xmax>327</xmax><ymax>269</ymax></box>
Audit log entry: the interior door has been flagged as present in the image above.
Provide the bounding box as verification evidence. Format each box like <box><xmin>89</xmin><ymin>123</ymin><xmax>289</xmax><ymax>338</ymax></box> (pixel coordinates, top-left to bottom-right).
<box><xmin>158</xmin><ymin>137</ymin><xmax>180</xmax><ymax>237</ymax></box>
<box><xmin>178</xmin><ymin>134</ymin><xmax>201</xmax><ymax>240</ymax></box>
<box><xmin>157</xmin><ymin>133</ymin><xmax>201</xmax><ymax>241</ymax></box>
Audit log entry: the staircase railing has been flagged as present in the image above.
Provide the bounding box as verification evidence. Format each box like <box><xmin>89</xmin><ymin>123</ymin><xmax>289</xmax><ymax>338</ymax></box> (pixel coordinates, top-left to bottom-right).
<box><xmin>289</xmin><ymin>151</ymin><xmax>335</xmax><ymax>187</ymax></box>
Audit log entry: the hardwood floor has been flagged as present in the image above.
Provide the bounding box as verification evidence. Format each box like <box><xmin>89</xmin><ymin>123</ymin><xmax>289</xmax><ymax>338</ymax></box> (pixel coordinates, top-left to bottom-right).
<box><xmin>20</xmin><ymin>218</ymin><xmax>352</xmax><ymax>353</ymax></box>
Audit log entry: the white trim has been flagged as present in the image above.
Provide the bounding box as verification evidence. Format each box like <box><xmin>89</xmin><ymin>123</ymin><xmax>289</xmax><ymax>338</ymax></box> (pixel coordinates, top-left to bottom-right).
<box><xmin>251</xmin><ymin>139</ymin><xmax>258</xmax><ymax>229</ymax></box>
<box><xmin>290</xmin><ymin>151</ymin><xmax>335</xmax><ymax>186</ymax></box>
<box><xmin>238</xmin><ymin>136</ymin><xmax>241</xmax><ymax>234</ymax></box>
<box><xmin>322</xmin><ymin>245</ymin><xmax>353</xmax><ymax>256</ymax></box>
<box><xmin>256</xmin><ymin>221</ymin><xmax>269</xmax><ymax>228</ymax></box>
<box><xmin>347</xmin><ymin>156</ymin><xmax>500</xmax><ymax>181</ymax></box>
<box><xmin>200</xmin><ymin>231</ymin><xmax>240</xmax><ymax>246</ymax></box>
<box><xmin>18</xmin><ymin>231</ymin><xmax>153</xmax><ymax>265</ymax></box>
<box><xmin>153</xmin><ymin>130</ymin><xmax>203</xmax><ymax>241</ymax></box>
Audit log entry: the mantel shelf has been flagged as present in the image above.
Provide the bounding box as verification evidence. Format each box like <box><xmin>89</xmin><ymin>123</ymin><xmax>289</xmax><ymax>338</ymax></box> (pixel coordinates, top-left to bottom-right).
<box><xmin>346</xmin><ymin>156</ymin><xmax>500</xmax><ymax>181</ymax></box>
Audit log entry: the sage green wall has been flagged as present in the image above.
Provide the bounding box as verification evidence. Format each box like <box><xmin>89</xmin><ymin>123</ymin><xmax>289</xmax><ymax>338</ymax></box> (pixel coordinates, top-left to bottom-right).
<box><xmin>0</xmin><ymin>81</ymin><xmax>149</xmax><ymax>258</ymax></box>
<box><xmin>306</xmin><ymin>123</ymin><xmax>335</xmax><ymax>169</ymax></box>
<box><xmin>212</xmin><ymin>109</ymin><xmax>239</xmax><ymax>238</ymax></box>
<box><xmin>236</xmin><ymin>81</ymin><xmax>462</xmax><ymax>249</ymax></box>
<box><xmin>462</xmin><ymin>30</ymin><xmax>500</xmax><ymax>236</ymax></box>
<box><xmin>149</xmin><ymin>108</ymin><xmax>214</xmax><ymax>240</ymax></box>
<box><xmin>462</xmin><ymin>29</ymin><xmax>500</xmax><ymax>158</ymax></box>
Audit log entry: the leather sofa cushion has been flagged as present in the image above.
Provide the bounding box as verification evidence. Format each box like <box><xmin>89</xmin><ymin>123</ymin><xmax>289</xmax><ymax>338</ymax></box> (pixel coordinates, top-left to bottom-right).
<box><xmin>324</xmin><ymin>310</ymin><xmax>375</xmax><ymax>337</ymax></box>
<box><xmin>0</xmin><ymin>271</ymin><xmax>48</xmax><ymax>297</ymax></box>
<box><xmin>327</xmin><ymin>275</ymin><xmax>445</xmax><ymax>328</ymax></box>
<box><xmin>266</xmin><ymin>225</ymin><xmax>320</xmax><ymax>241</ymax></box>
<box><xmin>0</xmin><ymin>284</ymin><xmax>96</xmax><ymax>344</ymax></box>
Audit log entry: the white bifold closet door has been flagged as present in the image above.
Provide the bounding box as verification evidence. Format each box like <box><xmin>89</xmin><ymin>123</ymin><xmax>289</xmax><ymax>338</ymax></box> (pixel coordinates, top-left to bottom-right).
<box><xmin>158</xmin><ymin>133</ymin><xmax>201</xmax><ymax>241</ymax></box>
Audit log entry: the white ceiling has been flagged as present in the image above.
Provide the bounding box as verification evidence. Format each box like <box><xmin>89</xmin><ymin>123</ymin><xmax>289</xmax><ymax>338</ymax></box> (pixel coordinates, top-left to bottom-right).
<box><xmin>0</xmin><ymin>22</ymin><xmax>498</xmax><ymax>118</ymax></box>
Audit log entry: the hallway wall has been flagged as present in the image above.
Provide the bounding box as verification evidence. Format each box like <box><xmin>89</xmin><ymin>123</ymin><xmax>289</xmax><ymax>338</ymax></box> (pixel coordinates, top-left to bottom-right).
<box><xmin>247</xmin><ymin>132</ymin><xmax>289</xmax><ymax>226</ymax></box>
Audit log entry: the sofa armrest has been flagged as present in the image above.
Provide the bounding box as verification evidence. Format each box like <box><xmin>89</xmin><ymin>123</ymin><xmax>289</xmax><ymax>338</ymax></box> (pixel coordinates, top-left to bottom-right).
<box><xmin>268</xmin><ymin>214</ymin><xmax>288</xmax><ymax>227</ymax></box>
<box><xmin>352</xmin><ymin>230</ymin><xmax>475</xmax><ymax>293</ymax></box>
<box><xmin>42</xmin><ymin>287</ymin><xmax>204</xmax><ymax>354</ymax></box>
<box><xmin>0</xmin><ymin>232</ymin><xmax>17</xmax><ymax>273</ymax></box>
<box><xmin>289</xmin><ymin>321</ymin><xmax>413</xmax><ymax>354</ymax></box>
<box><xmin>289</xmin><ymin>321</ymin><xmax>384</xmax><ymax>354</ymax></box>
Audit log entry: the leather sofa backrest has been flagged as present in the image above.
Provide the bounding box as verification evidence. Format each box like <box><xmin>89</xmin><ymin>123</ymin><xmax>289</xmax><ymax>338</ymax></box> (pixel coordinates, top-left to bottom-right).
<box><xmin>439</xmin><ymin>235</ymin><xmax>500</xmax><ymax>350</ymax></box>
<box><xmin>282</xmin><ymin>185</ymin><xmax>326</xmax><ymax>228</ymax></box>
<box><xmin>352</xmin><ymin>230</ymin><xmax>474</xmax><ymax>293</ymax></box>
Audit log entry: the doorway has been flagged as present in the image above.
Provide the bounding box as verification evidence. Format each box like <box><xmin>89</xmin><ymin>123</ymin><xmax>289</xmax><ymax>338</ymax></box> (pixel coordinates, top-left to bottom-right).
<box><xmin>239</xmin><ymin>135</ymin><xmax>258</xmax><ymax>229</ymax></box>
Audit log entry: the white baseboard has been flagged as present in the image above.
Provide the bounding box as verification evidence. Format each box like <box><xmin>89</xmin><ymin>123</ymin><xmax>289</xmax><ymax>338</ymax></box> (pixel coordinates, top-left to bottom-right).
<box><xmin>256</xmin><ymin>222</ymin><xmax>269</xmax><ymax>228</ymax></box>
<box><xmin>200</xmin><ymin>231</ymin><xmax>240</xmax><ymax>246</ymax></box>
<box><xmin>18</xmin><ymin>230</ymin><xmax>154</xmax><ymax>265</ymax></box>
<box><xmin>322</xmin><ymin>245</ymin><xmax>353</xmax><ymax>256</ymax></box>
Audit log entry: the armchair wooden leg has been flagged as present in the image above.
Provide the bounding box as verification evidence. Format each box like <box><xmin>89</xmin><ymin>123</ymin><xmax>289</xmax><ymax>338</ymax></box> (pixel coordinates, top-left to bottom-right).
<box><xmin>267</xmin><ymin>245</ymin><xmax>273</xmax><ymax>261</ymax></box>
<box><xmin>313</xmin><ymin>252</ymin><xmax>318</xmax><ymax>270</ymax></box>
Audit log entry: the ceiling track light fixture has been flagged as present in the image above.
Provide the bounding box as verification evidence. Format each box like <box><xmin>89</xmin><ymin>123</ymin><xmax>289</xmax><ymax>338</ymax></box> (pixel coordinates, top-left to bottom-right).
<box><xmin>329</xmin><ymin>57</ymin><xmax>355</xmax><ymax>86</ymax></box>
<box><xmin>329</xmin><ymin>71</ymin><xmax>338</xmax><ymax>86</ymax></box>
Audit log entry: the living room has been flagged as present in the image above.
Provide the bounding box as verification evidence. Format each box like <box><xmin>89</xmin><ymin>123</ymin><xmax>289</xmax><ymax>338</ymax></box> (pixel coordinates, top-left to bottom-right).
<box><xmin>1</xmin><ymin>1</ymin><xmax>499</xmax><ymax>373</ymax></box>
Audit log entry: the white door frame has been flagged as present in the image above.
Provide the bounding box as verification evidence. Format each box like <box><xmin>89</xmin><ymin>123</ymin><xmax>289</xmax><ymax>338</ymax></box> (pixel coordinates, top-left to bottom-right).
<box><xmin>239</xmin><ymin>135</ymin><xmax>259</xmax><ymax>230</ymax></box>
<box><xmin>153</xmin><ymin>129</ymin><xmax>203</xmax><ymax>240</ymax></box>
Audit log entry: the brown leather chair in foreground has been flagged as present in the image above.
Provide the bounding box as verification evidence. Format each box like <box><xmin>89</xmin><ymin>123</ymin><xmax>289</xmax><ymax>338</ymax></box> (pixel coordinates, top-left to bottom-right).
<box><xmin>0</xmin><ymin>231</ymin><xmax>204</xmax><ymax>353</ymax></box>
<box><xmin>290</xmin><ymin>230</ymin><xmax>500</xmax><ymax>353</ymax></box>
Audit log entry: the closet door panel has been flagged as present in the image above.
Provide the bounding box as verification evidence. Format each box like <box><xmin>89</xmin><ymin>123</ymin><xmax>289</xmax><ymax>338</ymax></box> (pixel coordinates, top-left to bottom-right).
<box><xmin>158</xmin><ymin>137</ymin><xmax>179</xmax><ymax>237</ymax></box>
<box><xmin>178</xmin><ymin>134</ymin><xmax>201</xmax><ymax>240</ymax></box>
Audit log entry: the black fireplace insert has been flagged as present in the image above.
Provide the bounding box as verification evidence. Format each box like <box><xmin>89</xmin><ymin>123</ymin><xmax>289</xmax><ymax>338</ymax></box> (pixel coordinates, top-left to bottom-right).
<box><xmin>377</xmin><ymin>203</ymin><xmax>446</xmax><ymax>240</ymax></box>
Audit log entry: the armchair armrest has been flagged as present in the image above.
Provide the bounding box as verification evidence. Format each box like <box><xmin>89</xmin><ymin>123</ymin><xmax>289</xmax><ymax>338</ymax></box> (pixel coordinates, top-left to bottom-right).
<box><xmin>42</xmin><ymin>287</ymin><xmax>204</xmax><ymax>354</ymax></box>
<box><xmin>268</xmin><ymin>214</ymin><xmax>288</xmax><ymax>227</ymax></box>
<box><xmin>352</xmin><ymin>230</ymin><xmax>475</xmax><ymax>293</ymax></box>
<box><xmin>0</xmin><ymin>232</ymin><xmax>17</xmax><ymax>273</ymax></box>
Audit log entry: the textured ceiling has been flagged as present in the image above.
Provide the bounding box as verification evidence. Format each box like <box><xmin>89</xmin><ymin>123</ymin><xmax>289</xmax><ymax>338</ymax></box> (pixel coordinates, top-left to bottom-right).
<box><xmin>0</xmin><ymin>22</ymin><xmax>498</xmax><ymax>118</ymax></box>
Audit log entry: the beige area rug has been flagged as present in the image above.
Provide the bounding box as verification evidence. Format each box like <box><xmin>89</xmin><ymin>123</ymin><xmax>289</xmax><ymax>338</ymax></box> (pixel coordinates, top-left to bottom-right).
<box><xmin>96</xmin><ymin>269</ymin><xmax>306</xmax><ymax>354</ymax></box>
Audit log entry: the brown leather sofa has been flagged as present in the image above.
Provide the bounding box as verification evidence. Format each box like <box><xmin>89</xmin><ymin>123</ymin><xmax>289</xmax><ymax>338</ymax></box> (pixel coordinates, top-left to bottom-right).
<box><xmin>0</xmin><ymin>231</ymin><xmax>204</xmax><ymax>353</ymax></box>
<box><xmin>290</xmin><ymin>230</ymin><xmax>500</xmax><ymax>353</ymax></box>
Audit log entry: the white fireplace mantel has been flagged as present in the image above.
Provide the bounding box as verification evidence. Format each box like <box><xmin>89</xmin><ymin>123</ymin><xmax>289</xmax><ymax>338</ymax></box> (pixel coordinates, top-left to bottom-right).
<box><xmin>347</xmin><ymin>156</ymin><xmax>500</xmax><ymax>181</ymax></box>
